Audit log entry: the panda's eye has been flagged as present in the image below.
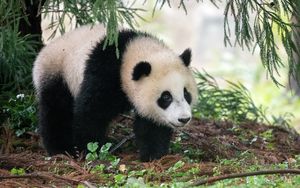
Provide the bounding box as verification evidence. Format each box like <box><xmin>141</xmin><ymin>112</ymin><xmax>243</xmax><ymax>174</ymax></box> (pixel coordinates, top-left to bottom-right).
<box><xmin>184</xmin><ymin>87</ymin><xmax>192</xmax><ymax>104</ymax></box>
<box><xmin>157</xmin><ymin>91</ymin><xmax>173</xmax><ymax>109</ymax></box>
<box><xmin>162</xmin><ymin>91</ymin><xmax>172</xmax><ymax>101</ymax></box>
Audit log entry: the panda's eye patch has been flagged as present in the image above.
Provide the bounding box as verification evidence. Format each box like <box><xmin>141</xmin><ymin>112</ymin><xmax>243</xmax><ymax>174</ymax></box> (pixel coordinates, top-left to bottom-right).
<box><xmin>184</xmin><ymin>87</ymin><xmax>192</xmax><ymax>104</ymax></box>
<box><xmin>157</xmin><ymin>91</ymin><xmax>173</xmax><ymax>109</ymax></box>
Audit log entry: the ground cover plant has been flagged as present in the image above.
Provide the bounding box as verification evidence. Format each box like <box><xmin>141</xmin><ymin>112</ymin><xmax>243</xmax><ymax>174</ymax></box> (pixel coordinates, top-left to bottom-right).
<box><xmin>0</xmin><ymin>71</ymin><xmax>299</xmax><ymax>187</ymax></box>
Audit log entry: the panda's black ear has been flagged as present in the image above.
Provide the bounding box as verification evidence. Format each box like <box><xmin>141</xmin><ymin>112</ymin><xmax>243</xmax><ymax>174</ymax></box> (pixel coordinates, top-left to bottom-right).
<box><xmin>132</xmin><ymin>61</ymin><xmax>152</xmax><ymax>81</ymax></box>
<box><xmin>180</xmin><ymin>48</ymin><xmax>192</xmax><ymax>67</ymax></box>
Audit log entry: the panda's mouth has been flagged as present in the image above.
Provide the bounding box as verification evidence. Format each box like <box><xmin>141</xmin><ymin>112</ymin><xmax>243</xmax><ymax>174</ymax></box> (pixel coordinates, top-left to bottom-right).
<box><xmin>169</xmin><ymin>122</ymin><xmax>185</xmax><ymax>128</ymax></box>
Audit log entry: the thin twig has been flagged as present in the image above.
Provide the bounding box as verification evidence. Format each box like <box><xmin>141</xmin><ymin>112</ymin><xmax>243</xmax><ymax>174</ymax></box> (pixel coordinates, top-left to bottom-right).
<box><xmin>83</xmin><ymin>181</ymin><xmax>97</xmax><ymax>188</ymax></box>
<box><xmin>178</xmin><ymin>129</ymin><xmax>198</xmax><ymax>140</ymax></box>
<box><xmin>110</xmin><ymin>133</ymin><xmax>135</xmax><ymax>154</ymax></box>
<box><xmin>48</xmin><ymin>173</ymin><xmax>81</xmax><ymax>184</ymax></box>
<box><xmin>0</xmin><ymin>172</ymin><xmax>81</xmax><ymax>184</ymax></box>
<box><xmin>0</xmin><ymin>174</ymin><xmax>40</xmax><ymax>180</ymax></box>
<box><xmin>190</xmin><ymin>169</ymin><xmax>300</xmax><ymax>186</ymax></box>
<box><xmin>120</xmin><ymin>114</ymin><xmax>134</xmax><ymax>121</ymax></box>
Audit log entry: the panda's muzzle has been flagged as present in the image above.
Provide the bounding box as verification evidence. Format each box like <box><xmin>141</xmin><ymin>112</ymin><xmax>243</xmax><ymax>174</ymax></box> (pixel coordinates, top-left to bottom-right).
<box><xmin>170</xmin><ymin>117</ymin><xmax>191</xmax><ymax>128</ymax></box>
<box><xmin>178</xmin><ymin>117</ymin><xmax>191</xmax><ymax>124</ymax></box>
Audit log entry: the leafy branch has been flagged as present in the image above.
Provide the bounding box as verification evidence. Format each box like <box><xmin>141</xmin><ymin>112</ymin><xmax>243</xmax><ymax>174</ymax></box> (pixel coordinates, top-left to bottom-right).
<box><xmin>223</xmin><ymin>0</ymin><xmax>300</xmax><ymax>85</ymax></box>
<box><xmin>42</xmin><ymin>0</ymin><xmax>145</xmax><ymax>46</ymax></box>
<box><xmin>193</xmin><ymin>70</ymin><xmax>293</xmax><ymax>127</ymax></box>
<box><xmin>194</xmin><ymin>70</ymin><xmax>268</xmax><ymax>123</ymax></box>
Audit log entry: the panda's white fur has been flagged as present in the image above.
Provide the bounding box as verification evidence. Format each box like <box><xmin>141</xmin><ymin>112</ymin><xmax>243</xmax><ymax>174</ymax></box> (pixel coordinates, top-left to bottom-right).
<box><xmin>33</xmin><ymin>24</ymin><xmax>106</xmax><ymax>97</ymax></box>
<box><xmin>33</xmin><ymin>24</ymin><xmax>198</xmax><ymax>161</ymax></box>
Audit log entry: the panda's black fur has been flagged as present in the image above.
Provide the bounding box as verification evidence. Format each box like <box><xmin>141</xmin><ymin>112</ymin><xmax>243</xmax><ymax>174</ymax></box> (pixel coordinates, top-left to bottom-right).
<box><xmin>34</xmin><ymin>26</ymin><xmax>197</xmax><ymax>162</ymax></box>
<box><xmin>134</xmin><ymin>116</ymin><xmax>173</xmax><ymax>161</ymax></box>
<box><xmin>38</xmin><ymin>74</ymin><xmax>74</xmax><ymax>155</ymax></box>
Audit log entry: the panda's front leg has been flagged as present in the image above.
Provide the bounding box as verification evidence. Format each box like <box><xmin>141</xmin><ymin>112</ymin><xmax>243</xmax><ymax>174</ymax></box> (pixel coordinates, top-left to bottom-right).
<box><xmin>72</xmin><ymin>92</ymin><xmax>112</xmax><ymax>155</ymax></box>
<box><xmin>134</xmin><ymin>115</ymin><xmax>173</xmax><ymax>162</ymax></box>
<box><xmin>72</xmin><ymin>112</ymin><xmax>110</xmax><ymax>154</ymax></box>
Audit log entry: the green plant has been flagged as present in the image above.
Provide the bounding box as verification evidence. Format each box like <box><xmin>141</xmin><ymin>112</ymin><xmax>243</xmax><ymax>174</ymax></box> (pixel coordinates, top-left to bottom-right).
<box><xmin>114</xmin><ymin>174</ymin><xmax>126</xmax><ymax>185</ymax></box>
<box><xmin>10</xmin><ymin>167</ymin><xmax>25</xmax><ymax>175</ymax></box>
<box><xmin>187</xmin><ymin>167</ymin><xmax>200</xmax><ymax>176</ymax></box>
<box><xmin>223</xmin><ymin>0</ymin><xmax>300</xmax><ymax>85</ymax></box>
<box><xmin>86</xmin><ymin>142</ymin><xmax>120</xmax><ymax>169</ymax></box>
<box><xmin>43</xmin><ymin>0</ymin><xmax>143</xmax><ymax>54</ymax></box>
<box><xmin>1</xmin><ymin>93</ymin><xmax>37</xmax><ymax>136</ymax></box>
<box><xmin>0</xmin><ymin>27</ymin><xmax>37</xmax><ymax>92</ymax></box>
<box><xmin>86</xmin><ymin>142</ymin><xmax>99</xmax><ymax>161</ymax></box>
<box><xmin>76</xmin><ymin>184</ymin><xmax>85</xmax><ymax>188</ymax></box>
<box><xmin>128</xmin><ymin>169</ymin><xmax>147</xmax><ymax>178</ymax></box>
<box><xmin>167</xmin><ymin>160</ymin><xmax>185</xmax><ymax>173</ymax></box>
<box><xmin>0</xmin><ymin>0</ymin><xmax>38</xmax><ymax>92</ymax></box>
<box><xmin>154</xmin><ymin>0</ymin><xmax>300</xmax><ymax>85</ymax></box>
<box><xmin>91</xmin><ymin>164</ymin><xmax>105</xmax><ymax>174</ymax></box>
<box><xmin>170</xmin><ymin>136</ymin><xmax>183</xmax><ymax>154</ymax></box>
<box><xmin>170</xmin><ymin>133</ymin><xmax>205</xmax><ymax>161</ymax></box>
<box><xmin>193</xmin><ymin>70</ymin><xmax>294</xmax><ymax>127</ymax></box>
<box><xmin>98</xmin><ymin>142</ymin><xmax>114</xmax><ymax>161</ymax></box>
<box><xmin>194</xmin><ymin>70</ymin><xmax>266</xmax><ymax>123</ymax></box>
<box><xmin>124</xmin><ymin>177</ymin><xmax>147</xmax><ymax>188</ymax></box>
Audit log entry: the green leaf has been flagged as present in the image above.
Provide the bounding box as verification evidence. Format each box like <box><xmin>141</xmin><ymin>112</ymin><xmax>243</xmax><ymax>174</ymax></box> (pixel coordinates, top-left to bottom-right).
<box><xmin>87</xmin><ymin>142</ymin><xmax>99</xmax><ymax>152</ymax></box>
<box><xmin>167</xmin><ymin>160</ymin><xmax>185</xmax><ymax>173</ymax></box>
<box><xmin>10</xmin><ymin>168</ymin><xmax>25</xmax><ymax>175</ymax></box>
<box><xmin>91</xmin><ymin>164</ymin><xmax>105</xmax><ymax>174</ymax></box>
<box><xmin>100</xmin><ymin>142</ymin><xmax>112</xmax><ymax>153</ymax></box>
<box><xmin>77</xmin><ymin>184</ymin><xmax>85</xmax><ymax>188</ymax></box>
<box><xmin>114</xmin><ymin>174</ymin><xmax>126</xmax><ymax>185</ymax></box>
<box><xmin>85</xmin><ymin>152</ymin><xmax>98</xmax><ymax>161</ymax></box>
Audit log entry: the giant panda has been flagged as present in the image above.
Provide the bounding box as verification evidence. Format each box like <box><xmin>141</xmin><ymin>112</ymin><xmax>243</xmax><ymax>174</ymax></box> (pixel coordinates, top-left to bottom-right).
<box><xmin>33</xmin><ymin>24</ymin><xmax>198</xmax><ymax>162</ymax></box>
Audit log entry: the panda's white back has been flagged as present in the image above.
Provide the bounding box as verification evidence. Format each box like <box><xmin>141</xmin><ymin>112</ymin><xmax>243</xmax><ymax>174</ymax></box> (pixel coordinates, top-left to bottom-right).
<box><xmin>33</xmin><ymin>24</ymin><xmax>106</xmax><ymax>97</ymax></box>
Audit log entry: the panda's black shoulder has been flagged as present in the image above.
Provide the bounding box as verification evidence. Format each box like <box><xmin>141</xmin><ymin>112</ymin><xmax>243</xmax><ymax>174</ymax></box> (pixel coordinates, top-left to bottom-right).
<box><xmin>86</xmin><ymin>29</ymin><xmax>152</xmax><ymax>66</ymax></box>
<box><xmin>116</xmin><ymin>29</ymin><xmax>154</xmax><ymax>54</ymax></box>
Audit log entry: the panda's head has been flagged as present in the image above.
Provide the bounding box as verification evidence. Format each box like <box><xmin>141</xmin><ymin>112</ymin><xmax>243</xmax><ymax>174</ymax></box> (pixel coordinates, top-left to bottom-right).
<box><xmin>121</xmin><ymin>36</ymin><xmax>198</xmax><ymax>128</ymax></box>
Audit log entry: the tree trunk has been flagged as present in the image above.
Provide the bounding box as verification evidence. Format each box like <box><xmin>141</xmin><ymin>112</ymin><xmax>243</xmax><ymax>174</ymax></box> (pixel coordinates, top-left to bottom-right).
<box><xmin>18</xmin><ymin>0</ymin><xmax>46</xmax><ymax>50</ymax></box>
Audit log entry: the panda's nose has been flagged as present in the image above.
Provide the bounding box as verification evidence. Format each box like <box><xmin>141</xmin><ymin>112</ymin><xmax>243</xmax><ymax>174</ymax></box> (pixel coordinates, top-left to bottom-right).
<box><xmin>178</xmin><ymin>117</ymin><xmax>191</xmax><ymax>124</ymax></box>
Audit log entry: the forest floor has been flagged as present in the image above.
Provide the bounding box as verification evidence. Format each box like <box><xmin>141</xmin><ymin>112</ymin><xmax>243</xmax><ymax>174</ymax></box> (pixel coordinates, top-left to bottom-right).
<box><xmin>0</xmin><ymin>116</ymin><xmax>299</xmax><ymax>187</ymax></box>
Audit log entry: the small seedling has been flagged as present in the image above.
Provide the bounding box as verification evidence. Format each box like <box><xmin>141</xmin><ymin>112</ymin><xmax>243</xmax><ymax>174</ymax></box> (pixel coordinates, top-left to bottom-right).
<box><xmin>114</xmin><ymin>174</ymin><xmax>126</xmax><ymax>185</ymax></box>
<box><xmin>99</xmin><ymin>143</ymin><xmax>113</xmax><ymax>161</ymax></box>
<box><xmin>86</xmin><ymin>142</ymin><xmax>99</xmax><ymax>161</ymax></box>
<box><xmin>86</xmin><ymin>142</ymin><xmax>121</xmax><ymax>172</ymax></box>
<box><xmin>10</xmin><ymin>167</ymin><xmax>25</xmax><ymax>175</ymax></box>
<box><xmin>167</xmin><ymin>160</ymin><xmax>185</xmax><ymax>173</ymax></box>
<box><xmin>91</xmin><ymin>164</ymin><xmax>105</xmax><ymax>174</ymax></box>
